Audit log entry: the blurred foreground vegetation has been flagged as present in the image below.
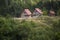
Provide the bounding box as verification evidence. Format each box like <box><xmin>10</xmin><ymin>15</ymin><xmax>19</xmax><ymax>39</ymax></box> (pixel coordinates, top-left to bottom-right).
<box><xmin>0</xmin><ymin>16</ymin><xmax>60</xmax><ymax>40</ymax></box>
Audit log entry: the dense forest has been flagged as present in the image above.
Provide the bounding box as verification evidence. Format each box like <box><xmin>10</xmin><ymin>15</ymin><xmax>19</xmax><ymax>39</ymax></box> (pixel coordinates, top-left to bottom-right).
<box><xmin>0</xmin><ymin>0</ymin><xmax>60</xmax><ymax>17</ymax></box>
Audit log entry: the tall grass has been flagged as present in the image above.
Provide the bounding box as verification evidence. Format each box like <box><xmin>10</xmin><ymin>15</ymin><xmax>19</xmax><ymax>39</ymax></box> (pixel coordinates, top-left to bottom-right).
<box><xmin>0</xmin><ymin>16</ymin><xmax>60</xmax><ymax>40</ymax></box>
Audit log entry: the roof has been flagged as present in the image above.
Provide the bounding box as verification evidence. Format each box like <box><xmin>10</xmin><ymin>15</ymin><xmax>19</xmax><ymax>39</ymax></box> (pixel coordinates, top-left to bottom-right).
<box><xmin>23</xmin><ymin>9</ymin><xmax>32</xmax><ymax>15</ymax></box>
<box><xmin>35</xmin><ymin>8</ymin><xmax>43</xmax><ymax>14</ymax></box>
<box><xmin>49</xmin><ymin>10</ymin><xmax>55</xmax><ymax>14</ymax></box>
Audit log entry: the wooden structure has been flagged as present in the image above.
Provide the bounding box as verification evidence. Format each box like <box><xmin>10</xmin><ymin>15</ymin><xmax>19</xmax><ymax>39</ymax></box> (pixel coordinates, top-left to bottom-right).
<box><xmin>33</xmin><ymin>8</ymin><xmax>43</xmax><ymax>17</ymax></box>
<box><xmin>21</xmin><ymin>9</ymin><xmax>32</xmax><ymax>18</ymax></box>
<box><xmin>49</xmin><ymin>10</ymin><xmax>55</xmax><ymax>16</ymax></box>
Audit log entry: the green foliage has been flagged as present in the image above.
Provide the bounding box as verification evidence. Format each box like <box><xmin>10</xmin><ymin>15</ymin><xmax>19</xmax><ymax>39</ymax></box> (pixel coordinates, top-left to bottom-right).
<box><xmin>0</xmin><ymin>17</ymin><xmax>20</xmax><ymax>40</ymax></box>
<box><xmin>0</xmin><ymin>0</ymin><xmax>60</xmax><ymax>17</ymax></box>
<box><xmin>55</xmin><ymin>32</ymin><xmax>60</xmax><ymax>40</ymax></box>
<box><xmin>57</xmin><ymin>9</ymin><xmax>60</xmax><ymax>16</ymax></box>
<box><xmin>52</xmin><ymin>19</ymin><xmax>60</xmax><ymax>40</ymax></box>
<box><xmin>0</xmin><ymin>16</ymin><xmax>60</xmax><ymax>40</ymax></box>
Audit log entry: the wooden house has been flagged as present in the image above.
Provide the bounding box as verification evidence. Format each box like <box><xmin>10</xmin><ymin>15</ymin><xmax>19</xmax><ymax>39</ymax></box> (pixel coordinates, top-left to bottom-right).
<box><xmin>49</xmin><ymin>10</ymin><xmax>55</xmax><ymax>16</ymax></box>
<box><xmin>33</xmin><ymin>8</ymin><xmax>43</xmax><ymax>17</ymax></box>
<box><xmin>21</xmin><ymin>9</ymin><xmax>32</xmax><ymax>18</ymax></box>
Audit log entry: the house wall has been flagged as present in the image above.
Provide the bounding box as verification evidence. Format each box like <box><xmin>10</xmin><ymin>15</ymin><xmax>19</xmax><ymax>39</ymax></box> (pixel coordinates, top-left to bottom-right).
<box><xmin>21</xmin><ymin>13</ymin><xmax>31</xmax><ymax>18</ymax></box>
<box><xmin>33</xmin><ymin>12</ymin><xmax>40</xmax><ymax>15</ymax></box>
<box><xmin>33</xmin><ymin>11</ymin><xmax>41</xmax><ymax>17</ymax></box>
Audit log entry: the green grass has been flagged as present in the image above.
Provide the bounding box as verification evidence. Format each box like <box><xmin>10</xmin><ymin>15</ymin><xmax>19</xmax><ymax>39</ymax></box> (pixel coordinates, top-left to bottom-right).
<box><xmin>0</xmin><ymin>16</ymin><xmax>60</xmax><ymax>40</ymax></box>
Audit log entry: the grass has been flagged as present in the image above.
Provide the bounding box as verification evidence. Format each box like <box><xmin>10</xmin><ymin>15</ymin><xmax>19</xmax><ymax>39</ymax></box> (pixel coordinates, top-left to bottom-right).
<box><xmin>0</xmin><ymin>16</ymin><xmax>60</xmax><ymax>40</ymax></box>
